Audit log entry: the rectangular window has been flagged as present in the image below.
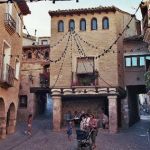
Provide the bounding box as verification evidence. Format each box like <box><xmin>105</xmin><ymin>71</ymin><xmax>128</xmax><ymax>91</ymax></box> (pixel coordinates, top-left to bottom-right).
<box><xmin>15</xmin><ymin>59</ymin><xmax>20</xmax><ymax>79</ymax></box>
<box><xmin>16</xmin><ymin>15</ymin><xmax>21</xmax><ymax>35</ymax></box>
<box><xmin>6</xmin><ymin>2</ymin><xmax>12</xmax><ymax>15</ymax></box>
<box><xmin>77</xmin><ymin>57</ymin><xmax>94</xmax><ymax>74</ymax></box>
<box><xmin>3</xmin><ymin>41</ymin><xmax>11</xmax><ymax>80</ymax></box>
<box><xmin>146</xmin><ymin>56</ymin><xmax>150</xmax><ymax>60</ymax></box>
<box><xmin>140</xmin><ymin>56</ymin><xmax>145</xmax><ymax>66</ymax></box>
<box><xmin>19</xmin><ymin>95</ymin><xmax>27</xmax><ymax>108</ymax></box>
<box><xmin>125</xmin><ymin>57</ymin><xmax>131</xmax><ymax>67</ymax></box>
<box><xmin>41</xmin><ymin>40</ymin><xmax>48</xmax><ymax>45</ymax></box>
<box><xmin>132</xmin><ymin>57</ymin><xmax>137</xmax><ymax>66</ymax></box>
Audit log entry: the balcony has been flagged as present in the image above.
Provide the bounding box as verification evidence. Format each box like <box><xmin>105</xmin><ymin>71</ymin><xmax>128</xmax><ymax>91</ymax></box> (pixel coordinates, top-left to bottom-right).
<box><xmin>39</xmin><ymin>72</ymin><xmax>50</xmax><ymax>88</ymax></box>
<box><xmin>72</xmin><ymin>72</ymin><xmax>99</xmax><ymax>87</ymax></box>
<box><xmin>0</xmin><ymin>64</ymin><xmax>15</xmax><ymax>88</ymax></box>
<box><xmin>4</xmin><ymin>13</ymin><xmax>16</xmax><ymax>32</ymax></box>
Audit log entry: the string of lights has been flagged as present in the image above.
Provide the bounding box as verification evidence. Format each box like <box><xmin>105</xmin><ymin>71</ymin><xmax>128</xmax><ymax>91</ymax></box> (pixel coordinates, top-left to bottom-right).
<box><xmin>72</xmin><ymin>0</ymin><xmax>144</xmax><ymax>60</ymax></box>
<box><xmin>70</xmin><ymin>31</ymin><xmax>73</xmax><ymax>82</ymax></box>
<box><xmin>11</xmin><ymin>0</ymin><xmax>31</xmax><ymax>37</ymax></box>
<box><xmin>51</xmin><ymin>32</ymin><xmax>71</xmax><ymax>88</ymax></box>
<box><xmin>73</xmin><ymin>32</ymin><xmax>114</xmax><ymax>87</ymax></box>
<box><xmin>0</xmin><ymin>0</ymin><xmax>79</xmax><ymax>4</ymax></box>
<box><xmin>26</xmin><ymin>0</ymin><xmax>79</xmax><ymax>4</ymax></box>
<box><xmin>50</xmin><ymin>31</ymin><xmax>69</xmax><ymax>48</ymax></box>
<box><xmin>73</xmin><ymin>32</ymin><xmax>88</xmax><ymax>73</ymax></box>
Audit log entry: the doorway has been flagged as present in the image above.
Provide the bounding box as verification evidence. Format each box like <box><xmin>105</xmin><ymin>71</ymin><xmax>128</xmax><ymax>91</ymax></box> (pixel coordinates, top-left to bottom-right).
<box><xmin>35</xmin><ymin>93</ymin><xmax>53</xmax><ymax>129</ymax></box>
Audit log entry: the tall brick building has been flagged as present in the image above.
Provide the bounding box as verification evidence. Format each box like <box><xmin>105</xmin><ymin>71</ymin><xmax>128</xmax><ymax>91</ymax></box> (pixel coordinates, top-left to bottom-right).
<box><xmin>18</xmin><ymin>36</ymin><xmax>50</xmax><ymax>121</ymax></box>
<box><xmin>48</xmin><ymin>6</ymin><xmax>140</xmax><ymax>133</ymax></box>
<box><xmin>0</xmin><ymin>0</ymin><xmax>30</xmax><ymax>139</ymax></box>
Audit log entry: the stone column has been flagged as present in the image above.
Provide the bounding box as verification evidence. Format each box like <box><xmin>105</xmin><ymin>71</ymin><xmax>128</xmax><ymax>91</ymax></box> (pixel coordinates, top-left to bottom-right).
<box><xmin>121</xmin><ymin>96</ymin><xmax>129</xmax><ymax>129</ymax></box>
<box><xmin>108</xmin><ymin>95</ymin><xmax>118</xmax><ymax>133</ymax></box>
<box><xmin>52</xmin><ymin>95</ymin><xmax>62</xmax><ymax>131</ymax></box>
<box><xmin>0</xmin><ymin>118</ymin><xmax>6</xmax><ymax>139</ymax></box>
<box><xmin>7</xmin><ymin>113</ymin><xmax>16</xmax><ymax>134</ymax></box>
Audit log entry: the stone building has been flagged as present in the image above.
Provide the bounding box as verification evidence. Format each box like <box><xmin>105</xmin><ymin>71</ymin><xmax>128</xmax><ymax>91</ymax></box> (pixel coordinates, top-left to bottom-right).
<box><xmin>123</xmin><ymin>35</ymin><xmax>150</xmax><ymax>127</ymax></box>
<box><xmin>23</xmin><ymin>33</ymin><xmax>36</xmax><ymax>46</ymax></box>
<box><xmin>0</xmin><ymin>0</ymin><xmax>30</xmax><ymax>139</ymax></box>
<box><xmin>140</xmin><ymin>0</ymin><xmax>150</xmax><ymax>43</ymax></box>
<box><xmin>18</xmin><ymin>37</ymin><xmax>50</xmax><ymax>121</ymax></box>
<box><xmin>48</xmin><ymin>6</ymin><xmax>140</xmax><ymax>133</ymax></box>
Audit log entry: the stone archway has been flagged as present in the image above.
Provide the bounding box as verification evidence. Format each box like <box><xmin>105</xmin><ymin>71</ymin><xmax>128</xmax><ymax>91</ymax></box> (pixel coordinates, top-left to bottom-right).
<box><xmin>0</xmin><ymin>98</ymin><xmax>6</xmax><ymax>139</ymax></box>
<box><xmin>6</xmin><ymin>103</ymin><xmax>16</xmax><ymax>134</ymax></box>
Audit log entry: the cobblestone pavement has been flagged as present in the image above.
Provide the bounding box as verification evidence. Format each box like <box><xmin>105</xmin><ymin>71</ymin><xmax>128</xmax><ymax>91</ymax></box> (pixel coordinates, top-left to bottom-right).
<box><xmin>0</xmin><ymin>116</ymin><xmax>150</xmax><ymax>150</ymax></box>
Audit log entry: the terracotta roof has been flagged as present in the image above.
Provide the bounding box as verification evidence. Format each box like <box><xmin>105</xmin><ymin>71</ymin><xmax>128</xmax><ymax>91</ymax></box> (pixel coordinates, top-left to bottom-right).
<box><xmin>14</xmin><ymin>0</ymin><xmax>30</xmax><ymax>15</ymax></box>
<box><xmin>49</xmin><ymin>6</ymin><xmax>133</xmax><ymax>17</ymax></box>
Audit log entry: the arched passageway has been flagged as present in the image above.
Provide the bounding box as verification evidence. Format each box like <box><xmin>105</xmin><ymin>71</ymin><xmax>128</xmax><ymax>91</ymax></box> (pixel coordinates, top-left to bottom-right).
<box><xmin>6</xmin><ymin>103</ymin><xmax>16</xmax><ymax>134</ymax></box>
<box><xmin>34</xmin><ymin>93</ymin><xmax>53</xmax><ymax>129</ymax></box>
<box><xmin>0</xmin><ymin>98</ymin><xmax>6</xmax><ymax>139</ymax></box>
<box><xmin>127</xmin><ymin>85</ymin><xmax>148</xmax><ymax>126</ymax></box>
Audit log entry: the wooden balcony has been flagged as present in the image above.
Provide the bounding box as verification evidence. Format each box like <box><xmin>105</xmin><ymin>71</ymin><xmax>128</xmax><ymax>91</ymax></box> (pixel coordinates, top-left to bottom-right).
<box><xmin>4</xmin><ymin>13</ymin><xmax>16</xmax><ymax>32</ymax></box>
<box><xmin>39</xmin><ymin>72</ymin><xmax>50</xmax><ymax>88</ymax></box>
<box><xmin>0</xmin><ymin>64</ymin><xmax>15</xmax><ymax>88</ymax></box>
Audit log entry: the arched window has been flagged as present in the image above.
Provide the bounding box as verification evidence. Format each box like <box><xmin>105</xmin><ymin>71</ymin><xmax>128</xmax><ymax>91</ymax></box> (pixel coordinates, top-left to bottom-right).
<box><xmin>44</xmin><ymin>51</ymin><xmax>49</xmax><ymax>59</ymax></box>
<box><xmin>69</xmin><ymin>19</ymin><xmax>75</xmax><ymax>31</ymax></box>
<box><xmin>102</xmin><ymin>17</ymin><xmax>109</xmax><ymax>29</ymax></box>
<box><xmin>28</xmin><ymin>52</ymin><xmax>32</xmax><ymax>59</ymax></box>
<box><xmin>80</xmin><ymin>19</ymin><xmax>86</xmax><ymax>31</ymax></box>
<box><xmin>91</xmin><ymin>18</ymin><xmax>97</xmax><ymax>30</ymax></box>
<box><xmin>58</xmin><ymin>20</ymin><xmax>64</xmax><ymax>32</ymax></box>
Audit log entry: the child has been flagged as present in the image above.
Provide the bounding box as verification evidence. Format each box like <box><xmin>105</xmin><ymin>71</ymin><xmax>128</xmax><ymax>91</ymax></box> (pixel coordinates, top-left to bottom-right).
<box><xmin>25</xmin><ymin>114</ymin><xmax>32</xmax><ymax>136</ymax></box>
<box><xmin>66</xmin><ymin>121</ymin><xmax>73</xmax><ymax>141</ymax></box>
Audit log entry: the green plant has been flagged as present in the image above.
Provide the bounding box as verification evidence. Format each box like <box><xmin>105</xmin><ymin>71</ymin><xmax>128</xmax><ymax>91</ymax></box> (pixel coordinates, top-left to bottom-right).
<box><xmin>144</xmin><ymin>71</ymin><xmax>150</xmax><ymax>91</ymax></box>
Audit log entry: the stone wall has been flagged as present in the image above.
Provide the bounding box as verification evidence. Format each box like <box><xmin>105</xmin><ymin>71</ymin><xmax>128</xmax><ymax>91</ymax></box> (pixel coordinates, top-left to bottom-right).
<box><xmin>49</xmin><ymin>9</ymin><xmax>138</xmax><ymax>88</ymax></box>
<box><xmin>0</xmin><ymin>3</ymin><xmax>24</xmax><ymax>139</ymax></box>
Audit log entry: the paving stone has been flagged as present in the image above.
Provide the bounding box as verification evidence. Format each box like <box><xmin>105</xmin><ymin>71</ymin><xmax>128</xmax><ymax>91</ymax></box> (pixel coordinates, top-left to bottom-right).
<box><xmin>0</xmin><ymin>118</ymin><xmax>150</xmax><ymax>150</ymax></box>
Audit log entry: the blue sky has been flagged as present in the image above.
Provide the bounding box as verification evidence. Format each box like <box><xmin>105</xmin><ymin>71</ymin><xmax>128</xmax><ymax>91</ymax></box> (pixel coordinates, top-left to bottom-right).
<box><xmin>23</xmin><ymin>0</ymin><xmax>143</xmax><ymax>36</ymax></box>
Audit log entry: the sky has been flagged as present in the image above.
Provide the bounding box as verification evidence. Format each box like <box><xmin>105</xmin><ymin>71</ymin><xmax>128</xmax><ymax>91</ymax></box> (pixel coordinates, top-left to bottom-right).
<box><xmin>23</xmin><ymin>0</ymin><xmax>143</xmax><ymax>37</ymax></box>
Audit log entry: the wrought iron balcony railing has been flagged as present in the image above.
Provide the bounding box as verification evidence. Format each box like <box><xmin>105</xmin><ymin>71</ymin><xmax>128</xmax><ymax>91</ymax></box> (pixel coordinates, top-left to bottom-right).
<box><xmin>0</xmin><ymin>64</ymin><xmax>15</xmax><ymax>88</ymax></box>
<box><xmin>39</xmin><ymin>72</ymin><xmax>50</xmax><ymax>88</ymax></box>
<box><xmin>71</xmin><ymin>72</ymin><xmax>99</xmax><ymax>86</ymax></box>
<box><xmin>4</xmin><ymin>13</ymin><xmax>16</xmax><ymax>31</ymax></box>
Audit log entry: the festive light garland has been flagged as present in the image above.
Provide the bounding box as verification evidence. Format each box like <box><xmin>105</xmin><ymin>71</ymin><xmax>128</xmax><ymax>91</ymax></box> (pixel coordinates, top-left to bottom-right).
<box><xmin>50</xmin><ymin>31</ymin><xmax>69</xmax><ymax>48</ymax></box>
<box><xmin>73</xmin><ymin>31</ymin><xmax>114</xmax><ymax>87</ymax></box>
<box><xmin>51</xmin><ymin>31</ymin><xmax>71</xmax><ymax>88</ymax></box>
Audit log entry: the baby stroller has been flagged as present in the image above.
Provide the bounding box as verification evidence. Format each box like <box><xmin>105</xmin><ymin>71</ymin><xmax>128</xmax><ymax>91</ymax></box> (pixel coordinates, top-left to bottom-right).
<box><xmin>76</xmin><ymin>129</ymin><xmax>93</xmax><ymax>150</ymax></box>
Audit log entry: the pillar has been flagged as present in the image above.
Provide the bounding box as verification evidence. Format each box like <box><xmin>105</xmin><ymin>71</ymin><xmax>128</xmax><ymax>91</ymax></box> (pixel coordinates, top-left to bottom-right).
<box><xmin>0</xmin><ymin>117</ymin><xmax>6</xmax><ymax>139</ymax></box>
<box><xmin>108</xmin><ymin>95</ymin><xmax>118</xmax><ymax>133</ymax></box>
<box><xmin>121</xmin><ymin>96</ymin><xmax>129</xmax><ymax>129</ymax></box>
<box><xmin>52</xmin><ymin>96</ymin><xmax>62</xmax><ymax>131</ymax></box>
<box><xmin>7</xmin><ymin>112</ymin><xmax>16</xmax><ymax>134</ymax></box>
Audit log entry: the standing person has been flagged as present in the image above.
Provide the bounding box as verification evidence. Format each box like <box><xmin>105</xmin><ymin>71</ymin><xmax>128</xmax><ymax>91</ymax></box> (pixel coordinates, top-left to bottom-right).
<box><xmin>66</xmin><ymin>121</ymin><xmax>73</xmax><ymax>141</ymax></box>
<box><xmin>89</xmin><ymin>114</ymin><xmax>98</xmax><ymax>149</ymax></box>
<box><xmin>99</xmin><ymin>109</ymin><xmax>109</xmax><ymax>129</ymax></box>
<box><xmin>73</xmin><ymin>111</ymin><xmax>80</xmax><ymax>129</ymax></box>
<box><xmin>25</xmin><ymin>114</ymin><xmax>33</xmax><ymax>136</ymax></box>
<box><xmin>102</xmin><ymin>112</ymin><xmax>109</xmax><ymax>129</ymax></box>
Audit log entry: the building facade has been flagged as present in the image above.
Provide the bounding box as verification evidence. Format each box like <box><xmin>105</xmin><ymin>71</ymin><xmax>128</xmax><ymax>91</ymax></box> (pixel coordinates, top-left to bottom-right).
<box><xmin>0</xmin><ymin>0</ymin><xmax>30</xmax><ymax>139</ymax></box>
<box><xmin>140</xmin><ymin>0</ymin><xmax>150</xmax><ymax>42</ymax></box>
<box><xmin>18</xmin><ymin>39</ymin><xmax>50</xmax><ymax>121</ymax></box>
<box><xmin>123</xmin><ymin>35</ymin><xmax>150</xmax><ymax>127</ymax></box>
<box><xmin>48</xmin><ymin>6</ymin><xmax>140</xmax><ymax>133</ymax></box>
